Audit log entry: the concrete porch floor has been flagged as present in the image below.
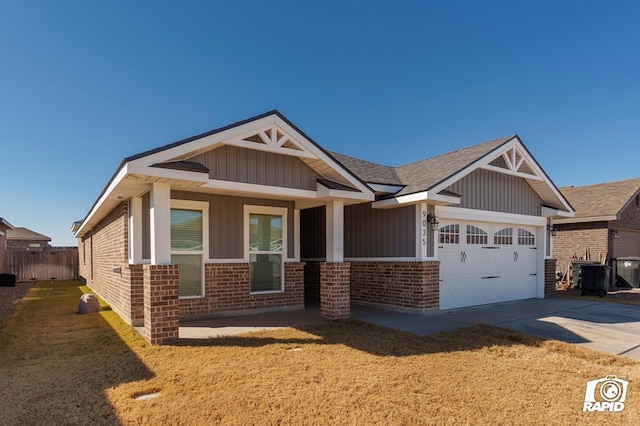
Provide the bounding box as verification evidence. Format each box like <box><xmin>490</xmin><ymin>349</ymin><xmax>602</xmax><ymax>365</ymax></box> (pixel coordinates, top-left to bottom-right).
<box><xmin>171</xmin><ymin>298</ymin><xmax>640</xmax><ymax>360</ymax></box>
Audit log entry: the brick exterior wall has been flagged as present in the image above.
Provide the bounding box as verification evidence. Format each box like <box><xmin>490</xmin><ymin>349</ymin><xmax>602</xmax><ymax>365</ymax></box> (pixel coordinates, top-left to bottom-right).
<box><xmin>123</xmin><ymin>264</ymin><xmax>145</xmax><ymax>326</ymax></box>
<box><xmin>77</xmin><ymin>202</ymin><xmax>137</xmax><ymax>324</ymax></box>
<box><xmin>350</xmin><ymin>261</ymin><xmax>440</xmax><ymax>312</ymax></box>
<box><xmin>545</xmin><ymin>258</ymin><xmax>557</xmax><ymax>295</ymax></box>
<box><xmin>552</xmin><ymin>221</ymin><xmax>609</xmax><ymax>273</ymax></box>
<box><xmin>143</xmin><ymin>264</ymin><xmax>179</xmax><ymax>345</ymax></box>
<box><xmin>179</xmin><ymin>262</ymin><xmax>305</xmax><ymax>319</ymax></box>
<box><xmin>303</xmin><ymin>261</ymin><xmax>321</xmax><ymax>298</ymax></box>
<box><xmin>615</xmin><ymin>198</ymin><xmax>640</xmax><ymax>230</ymax></box>
<box><xmin>320</xmin><ymin>262</ymin><xmax>351</xmax><ymax>320</ymax></box>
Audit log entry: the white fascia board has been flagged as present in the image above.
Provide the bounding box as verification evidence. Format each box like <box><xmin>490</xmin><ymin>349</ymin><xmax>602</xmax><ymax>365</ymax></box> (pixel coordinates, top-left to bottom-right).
<box><xmin>74</xmin><ymin>165</ymin><xmax>128</xmax><ymax>238</ymax></box>
<box><xmin>132</xmin><ymin>115</ymin><xmax>279</xmax><ymax>167</ymax></box>
<box><xmin>541</xmin><ymin>206</ymin><xmax>575</xmax><ymax>218</ymax></box>
<box><xmin>273</xmin><ymin>115</ymin><xmax>374</xmax><ymax>197</ymax></box>
<box><xmin>126</xmin><ymin>164</ymin><xmax>210</xmax><ymax>184</ymax></box>
<box><xmin>372</xmin><ymin>191</ymin><xmax>460</xmax><ymax>209</ymax></box>
<box><xmin>368</xmin><ymin>183</ymin><xmax>405</xmax><ymax>194</ymax></box>
<box><xmin>316</xmin><ymin>182</ymin><xmax>374</xmax><ymax>201</ymax></box>
<box><xmin>436</xmin><ymin>205</ymin><xmax>546</xmax><ymax>227</ymax></box>
<box><xmin>202</xmin><ymin>179</ymin><xmax>318</xmax><ymax>199</ymax></box>
<box><xmin>554</xmin><ymin>215</ymin><xmax>617</xmax><ymax>224</ymax></box>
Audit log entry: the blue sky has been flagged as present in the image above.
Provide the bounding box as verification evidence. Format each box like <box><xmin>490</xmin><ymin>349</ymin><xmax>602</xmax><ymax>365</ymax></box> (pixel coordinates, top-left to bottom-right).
<box><xmin>1</xmin><ymin>1</ymin><xmax>638</xmax><ymax>246</ymax></box>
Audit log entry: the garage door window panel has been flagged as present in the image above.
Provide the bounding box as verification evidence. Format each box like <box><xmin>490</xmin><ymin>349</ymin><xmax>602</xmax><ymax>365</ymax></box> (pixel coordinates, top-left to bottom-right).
<box><xmin>440</xmin><ymin>224</ymin><xmax>460</xmax><ymax>244</ymax></box>
<box><xmin>518</xmin><ymin>229</ymin><xmax>535</xmax><ymax>246</ymax></box>
<box><xmin>494</xmin><ymin>228</ymin><xmax>513</xmax><ymax>245</ymax></box>
<box><xmin>466</xmin><ymin>225</ymin><xmax>488</xmax><ymax>245</ymax></box>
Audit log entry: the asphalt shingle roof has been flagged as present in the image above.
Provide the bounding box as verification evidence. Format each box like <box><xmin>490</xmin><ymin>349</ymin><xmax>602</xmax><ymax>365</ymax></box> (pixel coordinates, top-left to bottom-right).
<box><xmin>331</xmin><ymin>135</ymin><xmax>516</xmax><ymax>196</ymax></box>
<box><xmin>559</xmin><ymin>178</ymin><xmax>640</xmax><ymax>219</ymax></box>
<box><xmin>6</xmin><ymin>227</ymin><xmax>51</xmax><ymax>241</ymax></box>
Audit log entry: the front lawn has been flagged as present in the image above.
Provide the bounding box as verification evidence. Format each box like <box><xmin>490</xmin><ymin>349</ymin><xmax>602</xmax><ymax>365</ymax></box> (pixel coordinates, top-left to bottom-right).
<box><xmin>1</xmin><ymin>280</ymin><xmax>638</xmax><ymax>424</ymax></box>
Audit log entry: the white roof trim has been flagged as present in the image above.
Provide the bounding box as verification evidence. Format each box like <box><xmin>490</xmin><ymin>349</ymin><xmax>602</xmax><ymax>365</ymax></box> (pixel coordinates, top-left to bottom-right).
<box><xmin>372</xmin><ymin>191</ymin><xmax>460</xmax><ymax>209</ymax></box>
<box><xmin>554</xmin><ymin>215</ymin><xmax>617</xmax><ymax>224</ymax></box>
<box><xmin>542</xmin><ymin>206</ymin><xmax>574</xmax><ymax>218</ymax></box>
<box><xmin>368</xmin><ymin>183</ymin><xmax>405</xmax><ymax>195</ymax></box>
<box><xmin>429</xmin><ymin>137</ymin><xmax>573</xmax><ymax>214</ymax></box>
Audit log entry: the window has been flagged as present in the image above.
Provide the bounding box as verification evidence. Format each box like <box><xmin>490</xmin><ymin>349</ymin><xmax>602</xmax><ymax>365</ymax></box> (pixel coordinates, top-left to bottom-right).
<box><xmin>494</xmin><ymin>228</ymin><xmax>513</xmax><ymax>245</ymax></box>
<box><xmin>245</xmin><ymin>206</ymin><xmax>287</xmax><ymax>293</ymax></box>
<box><xmin>518</xmin><ymin>229</ymin><xmax>535</xmax><ymax>246</ymax></box>
<box><xmin>439</xmin><ymin>224</ymin><xmax>459</xmax><ymax>244</ymax></box>
<box><xmin>466</xmin><ymin>225</ymin><xmax>488</xmax><ymax>245</ymax></box>
<box><xmin>171</xmin><ymin>207</ymin><xmax>204</xmax><ymax>297</ymax></box>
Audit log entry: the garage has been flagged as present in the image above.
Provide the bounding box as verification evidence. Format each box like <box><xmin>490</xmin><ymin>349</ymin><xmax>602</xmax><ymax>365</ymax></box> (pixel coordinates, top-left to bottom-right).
<box><xmin>439</xmin><ymin>219</ymin><xmax>539</xmax><ymax>310</ymax></box>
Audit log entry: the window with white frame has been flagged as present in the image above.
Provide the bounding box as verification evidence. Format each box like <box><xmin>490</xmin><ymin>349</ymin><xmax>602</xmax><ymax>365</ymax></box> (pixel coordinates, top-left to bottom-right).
<box><xmin>518</xmin><ymin>228</ymin><xmax>535</xmax><ymax>246</ymax></box>
<box><xmin>466</xmin><ymin>225</ymin><xmax>488</xmax><ymax>245</ymax></box>
<box><xmin>439</xmin><ymin>224</ymin><xmax>460</xmax><ymax>244</ymax></box>
<box><xmin>245</xmin><ymin>206</ymin><xmax>287</xmax><ymax>293</ymax></box>
<box><xmin>171</xmin><ymin>202</ymin><xmax>207</xmax><ymax>298</ymax></box>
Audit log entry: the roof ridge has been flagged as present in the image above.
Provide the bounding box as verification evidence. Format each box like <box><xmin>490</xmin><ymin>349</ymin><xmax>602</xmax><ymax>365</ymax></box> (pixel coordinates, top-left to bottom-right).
<box><xmin>560</xmin><ymin>177</ymin><xmax>640</xmax><ymax>190</ymax></box>
<box><xmin>396</xmin><ymin>135</ymin><xmax>517</xmax><ymax>169</ymax></box>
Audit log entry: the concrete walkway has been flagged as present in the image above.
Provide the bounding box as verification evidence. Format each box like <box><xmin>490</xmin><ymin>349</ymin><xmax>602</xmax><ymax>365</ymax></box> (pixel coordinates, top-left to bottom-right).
<box><xmin>179</xmin><ymin>298</ymin><xmax>640</xmax><ymax>360</ymax></box>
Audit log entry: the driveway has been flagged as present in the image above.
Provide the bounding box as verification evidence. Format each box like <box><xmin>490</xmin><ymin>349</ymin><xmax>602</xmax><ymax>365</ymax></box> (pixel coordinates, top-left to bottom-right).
<box><xmin>179</xmin><ymin>297</ymin><xmax>640</xmax><ymax>360</ymax></box>
<box><xmin>351</xmin><ymin>297</ymin><xmax>640</xmax><ymax>360</ymax></box>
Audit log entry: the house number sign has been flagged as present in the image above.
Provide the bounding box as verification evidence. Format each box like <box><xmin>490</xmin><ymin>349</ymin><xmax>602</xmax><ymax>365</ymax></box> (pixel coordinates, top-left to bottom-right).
<box><xmin>421</xmin><ymin>209</ymin><xmax>428</xmax><ymax>246</ymax></box>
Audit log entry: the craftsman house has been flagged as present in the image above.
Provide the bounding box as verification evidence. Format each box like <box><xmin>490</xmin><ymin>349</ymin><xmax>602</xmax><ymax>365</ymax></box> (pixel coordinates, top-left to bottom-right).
<box><xmin>74</xmin><ymin>110</ymin><xmax>573</xmax><ymax>344</ymax></box>
<box><xmin>553</xmin><ymin>178</ymin><xmax>640</xmax><ymax>284</ymax></box>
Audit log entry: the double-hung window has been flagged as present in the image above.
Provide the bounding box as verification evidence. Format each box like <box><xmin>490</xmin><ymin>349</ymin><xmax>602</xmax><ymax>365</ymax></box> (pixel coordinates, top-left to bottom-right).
<box><xmin>245</xmin><ymin>206</ymin><xmax>287</xmax><ymax>293</ymax></box>
<box><xmin>171</xmin><ymin>200</ymin><xmax>208</xmax><ymax>298</ymax></box>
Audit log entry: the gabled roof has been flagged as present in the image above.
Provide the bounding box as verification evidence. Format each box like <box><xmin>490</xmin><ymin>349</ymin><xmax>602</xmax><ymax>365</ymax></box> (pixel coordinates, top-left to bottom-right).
<box><xmin>394</xmin><ymin>136</ymin><xmax>514</xmax><ymax>197</ymax></box>
<box><xmin>556</xmin><ymin>178</ymin><xmax>640</xmax><ymax>223</ymax></box>
<box><xmin>7</xmin><ymin>227</ymin><xmax>51</xmax><ymax>241</ymax></box>
<box><xmin>331</xmin><ymin>135</ymin><xmax>573</xmax><ymax>215</ymax></box>
<box><xmin>75</xmin><ymin>110</ymin><xmax>375</xmax><ymax>238</ymax></box>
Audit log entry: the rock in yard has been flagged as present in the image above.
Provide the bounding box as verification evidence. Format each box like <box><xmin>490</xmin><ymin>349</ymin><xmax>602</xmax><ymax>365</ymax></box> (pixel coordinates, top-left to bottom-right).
<box><xmin>78</xmin><ymin>294</ymin><xmax>101</xmax><ymax>314</ymax></box>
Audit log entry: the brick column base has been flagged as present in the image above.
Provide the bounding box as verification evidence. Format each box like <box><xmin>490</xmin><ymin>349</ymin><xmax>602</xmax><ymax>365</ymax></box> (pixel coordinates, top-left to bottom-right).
<box><xmin>545</xmin><ymin>258</ymin><xmax>557</xmax><ymax>296</ymax></box>
<box><xmin>143</xmin><ymin>264</ymin><xmax>179</xmax><ymax>345</ymax></box>
<box><xmin>320</xmin><ymin>262</ymin><xmax>351</xmax><ymax>320</ymax></box>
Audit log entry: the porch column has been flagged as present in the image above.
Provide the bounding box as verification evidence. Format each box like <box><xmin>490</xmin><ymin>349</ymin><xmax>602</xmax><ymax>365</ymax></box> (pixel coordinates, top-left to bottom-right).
<box><xmin>150</xmin><ymin>182</ymin><xmax>171</xmax><ymax>265</ymax></box>
<box><xmin>321</xmin><ymin>201</ymin><xmax>350</xmax><ymax>319</ymax></box>
<box><xmin>143</xmin><ymin>264</ymin><xmax>179</xmax><ymax>345</ymax></box>
<box><xmin>129</xmin><ymin>197</ymin><xmax>143</xmax><ymax>264</ymax></box>
<box><xmin>326</xmin><ymin>201</ymin><xmax>344</xmax><ymax>262</ymax></box>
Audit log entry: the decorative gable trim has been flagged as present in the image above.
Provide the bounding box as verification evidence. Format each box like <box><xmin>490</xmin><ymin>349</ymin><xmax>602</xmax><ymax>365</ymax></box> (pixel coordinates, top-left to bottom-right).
<box><xmin>480</xmin><ymin>145</ymin><xmax>544</xmax><ymax>181</ymax></box>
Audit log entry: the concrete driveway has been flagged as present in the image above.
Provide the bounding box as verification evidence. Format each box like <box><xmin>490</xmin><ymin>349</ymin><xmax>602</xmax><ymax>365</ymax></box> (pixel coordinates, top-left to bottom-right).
<box><xmin>179</xmin><ymin>297</ymin><xmax>640</xmax><ymax>360</ymax></box>
<box><xmin>351</xmin><ymin>297</ymin><xmax>640</xmax><ymax>360</ymax></box>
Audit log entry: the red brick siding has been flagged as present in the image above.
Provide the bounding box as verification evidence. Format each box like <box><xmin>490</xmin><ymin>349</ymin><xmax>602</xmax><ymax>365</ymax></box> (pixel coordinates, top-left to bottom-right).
<box><xmin>179</xmin><ymin>262</ymin><xmax>305</xmax><ymax>319</ymax></box>
<box><xmin>350</xmin><ymin>261</ymin><xmax>440</xmax><ymax>311</ymax></box>
<box><xmin>320</xmin><ymin>262</ymin><xmax>351</xmax><ymax>320</ymax></box>
<box><xmin>545</xmin><ymin>258</ymin><xmax>557</xmax><ymax>295</ymax></box>
<box><xmin>77</xmin><ymin>202</ymin><xmax>136</xmax><ymax>324</ymax></box>
<box><xmin>143</xmin><ymin>264</ymin><xmax>179</xmax><ymax>345</ymax></box>
<box><xmin>552</xmin><ymin>222</ymin><xmax>609</xmax><ymax>273</ymax></box>
<box><xmin>615</xmin><ymin>197</ymin><xmax>640</xmax><ymax>230</ymax></box>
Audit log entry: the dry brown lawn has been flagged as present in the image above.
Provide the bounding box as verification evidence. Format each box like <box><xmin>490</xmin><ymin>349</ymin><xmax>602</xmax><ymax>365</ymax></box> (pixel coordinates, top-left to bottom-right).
<box><xmin>1</xmin><ymin>280</ymin><xmax>639</xmax><ymax>425</ymax></box>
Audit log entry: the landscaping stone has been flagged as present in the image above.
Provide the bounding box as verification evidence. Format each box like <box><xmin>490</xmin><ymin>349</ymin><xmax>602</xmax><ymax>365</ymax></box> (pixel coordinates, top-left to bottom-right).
<box><xmin>78</xmin><ymin>294</ymin><xmax>101</xmax><ymax>314</ymax></box>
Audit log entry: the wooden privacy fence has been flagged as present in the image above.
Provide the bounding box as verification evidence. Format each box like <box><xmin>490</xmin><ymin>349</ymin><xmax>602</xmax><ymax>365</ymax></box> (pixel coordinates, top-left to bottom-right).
<box><xmin>5</xmin><ymin>247</ymin><xmax>79</xmax><ymax>282</ymax></box>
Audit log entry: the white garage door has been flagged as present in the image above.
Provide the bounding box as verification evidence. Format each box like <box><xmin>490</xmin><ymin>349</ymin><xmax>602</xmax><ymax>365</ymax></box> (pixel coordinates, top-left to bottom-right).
<box><xmin>439</xmin><ymin>220</ymin><xmax>538</xmax><ymax>310</ymax></box>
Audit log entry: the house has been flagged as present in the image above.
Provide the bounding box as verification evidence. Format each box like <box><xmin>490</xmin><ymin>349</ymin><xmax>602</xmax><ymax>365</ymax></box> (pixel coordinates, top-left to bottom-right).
<box><xmin>73</xmin><ymin>110</ymin><xmax>574</xmax><ymax>344</ymax></box>
<box><xmin>0</xmin><ymin>217</ymin><xmax>14</xmax><ymax>272</ymax></box>
<box><xmin>553</xmin><ymin>178</ymin><xmax>640</xmax><ymax>284</ymax></box>
<box><xmin>6</xmin><ymin>227</ymin><xmax>52</xmax><ymax>250</ymax></box>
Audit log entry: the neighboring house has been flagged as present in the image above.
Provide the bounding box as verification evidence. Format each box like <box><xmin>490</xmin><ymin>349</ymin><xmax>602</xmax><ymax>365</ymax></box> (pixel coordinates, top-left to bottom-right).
<box><xmin>0</xmin><ymin>217</ymin><xmax>14</xmax><ymax>272</ymax></box>
<box><xmin>73</xmin><ymin>110</ymin><xmax>573</xmax><ymax>344</ymax></box>
<box><xmin>553</xmin><ymin>178</ymin><xmax>640</xmax><ymax>282</ymax></box>
<box><xmin>6</xmin><ymin>227</ymin><xmax>52</xmax><ymax>250</ymax></box>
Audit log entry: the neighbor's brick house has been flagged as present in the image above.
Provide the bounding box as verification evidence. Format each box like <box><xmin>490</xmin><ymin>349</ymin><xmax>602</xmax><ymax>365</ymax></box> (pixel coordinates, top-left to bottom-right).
<box><xmin>74</xmin><ymin>110</ymin><xmax>572</xmax><ymax>344</ymax></box>
<box><xmin>0</xmin><ymin>218</ymin><xmax>14</xmax><ymax>272</ymax></box>
<box><xmin>552</xmin><ymin>178</ymin><xmax>640</xmax><ymax>282</ymax></box>
<box><xmin>6</xmin><ymin>227</ymin><xmax>51</xmax><ymax>250</ymax></box>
